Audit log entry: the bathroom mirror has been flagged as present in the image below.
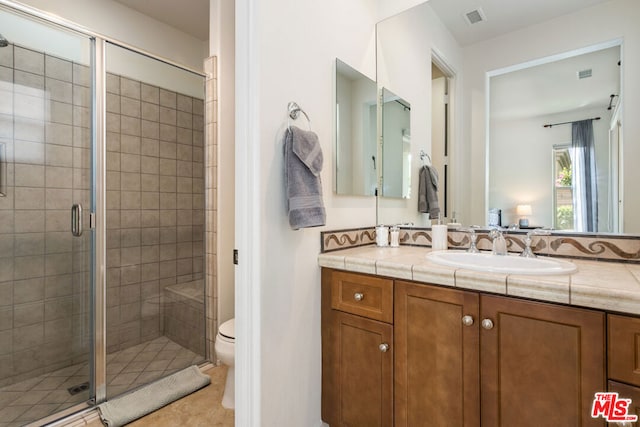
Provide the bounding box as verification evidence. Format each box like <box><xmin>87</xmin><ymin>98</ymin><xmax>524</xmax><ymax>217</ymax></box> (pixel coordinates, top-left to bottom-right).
<box><xmin>375</xmin><ymin>0</ymin><xmax>640</xmax><ymax>234</ymax></box>
<box><xmin>380</xmin><ymin>88</ymin><xmax>411</xmax><ymax>198</ymax></box>
<box><xmin>488</xmin><ymin>45</ymin><xmax>621</xmax><ymax>233</ymax></box>
<box><xmin>335</xmin><ymin>59</ymin><xmax>377</xmax><ymax>197</ymax></box>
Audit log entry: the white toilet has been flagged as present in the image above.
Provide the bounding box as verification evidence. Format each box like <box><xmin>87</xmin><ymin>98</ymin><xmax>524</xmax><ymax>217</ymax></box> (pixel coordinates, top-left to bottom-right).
<box><xmin>215</xmin><ymin>318</ymin><xmax>235</xmax><ymax>409</ymax></box>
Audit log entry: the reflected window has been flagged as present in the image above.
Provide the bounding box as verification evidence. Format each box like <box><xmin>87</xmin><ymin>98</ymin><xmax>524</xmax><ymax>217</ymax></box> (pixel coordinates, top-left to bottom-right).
<box><xmin>553</xmin><ymin>146</ymin><xmax>573</xmax><ymax>230</ymax></box>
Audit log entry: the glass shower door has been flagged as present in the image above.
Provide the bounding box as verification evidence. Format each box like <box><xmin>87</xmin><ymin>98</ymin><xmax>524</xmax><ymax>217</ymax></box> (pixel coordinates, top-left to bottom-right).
<box><xmin>0</xmin><ymin>7</ymin><xmax>95</xmax><ymax>426</ymax></box>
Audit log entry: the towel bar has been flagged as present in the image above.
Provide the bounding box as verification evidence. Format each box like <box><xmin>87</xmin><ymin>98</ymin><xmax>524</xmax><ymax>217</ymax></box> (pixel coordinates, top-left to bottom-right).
<box><xmin>287</xmin><ymin>102</ymin><xmax>311</xmax><ymax>130</ymax></box>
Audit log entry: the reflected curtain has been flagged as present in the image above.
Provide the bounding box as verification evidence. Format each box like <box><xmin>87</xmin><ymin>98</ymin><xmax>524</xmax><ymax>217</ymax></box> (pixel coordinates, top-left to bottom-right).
<box><xmin>572</xmin><ymin>120</ymin><xmax>598</xmax><ymax>232</ymax></box>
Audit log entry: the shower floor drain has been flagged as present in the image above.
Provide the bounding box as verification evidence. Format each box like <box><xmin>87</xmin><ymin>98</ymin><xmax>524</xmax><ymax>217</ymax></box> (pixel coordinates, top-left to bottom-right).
<box><xmin>67</xmin><ymin>381</ymin><xmax>90</xmax><ymax>396</ymax></box>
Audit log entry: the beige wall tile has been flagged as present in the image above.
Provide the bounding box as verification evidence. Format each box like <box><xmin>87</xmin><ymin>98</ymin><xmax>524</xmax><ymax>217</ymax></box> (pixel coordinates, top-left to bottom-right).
<box><xmin>47</xmin><ymin>100</ymin><xmax>72</xmax><ymax>125</ymax></box>
<box><xmin>13</xmin><ymin>323</ymin><xmax>44</xmax><ymax>352</ymax></box>
<box><xmin>45</xmin><ymin>188</ymin><xmax>72</xmax><ymax>210</ymax></box>
<box><xmin>159</xmin><ymin>107</ymin><xmax>177</xmax><ymax>126</ymax></box>
<box><xmin>121</xmin><ymin>116</ymin><xmax>141</xmax><ymax>137</ymax></box>
<box><xmin>46</xmin><ymin>78</ymin><xmax>73</xmax><ymax>104</ymax></box>
<box><xmin>14</xmin><ymin>301</ymin><xmax>44</xmax><ymax>328</ymax></box>
<box><xmin>45</xmin><ymin>166</ymin><xmax>73</xmax><ymax>188</ymax></box>
<box><xmin>15</xmin><ymin>47</ymin><xmax>44</xmax><ymax>76</ymax></box>
<box><xmin>159</xmin><ymin>124</ymin><xmax>177</xmax><ymax>142</ymax></box>
<box><xmin>15</xmin><ymin>210</ymin><xmax>45</xmax><ymax>233</ymax></box>
<box><xmin>15</xmin><ymin>164</ymin><xmax>44</xmax><ymax>187</ymax></box>
<box><xmin>121</xmin><ymin>97</ymin><xmax>141</xmax><ymax>118</ymax></box>
<box><xmin>121</xmin><ymin>153</ymin><xmax>140</xmax><ymax>173</ymax></box>
<box><xmin>121</xmin><ymin>134</ymin><xmax>141</xmax><ymax>155</ymax></box>
<box><xmin>45</xmin><ymin>56</ymin><xmax>72</xmax><ymax>82</ymax></box>
<box><xmin>142</xmin><ymin>121</ymin><xmax>160</xmax><ymax>140</ymax></box>
<box><xmin>141</xmin><ymin>84</ymin><xmax>159</xmax><ymax>104</ymax></box>
<box><xmin>45</xmin><ymin>144</ymin><xmax>72</xmax><ymax>167</ymax></box>
<box><xmin>14</xmin><ymin>232</ymin><xmax>44</xmax><ymax>256</ymax></box>
<box><xmin>121</xmin><ymin>229</ymin><xmax>141</xmax><ymax>248</ymax></box>
<box><xmin>121</xmin><ymin>78</ymin><xmax>141</xmax><ymax>100</ymax></box>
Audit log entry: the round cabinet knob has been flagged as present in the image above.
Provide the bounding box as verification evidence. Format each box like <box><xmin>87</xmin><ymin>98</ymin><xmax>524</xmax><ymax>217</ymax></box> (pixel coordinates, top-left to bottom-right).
<box><xmin>481</xmin><ymin>319</ymin><xmax>494</xmax><ymax>330</ymax></box>
<box><xmin>353</xmin><ymin>292</ymin><xmax>364</xmax><ymax>302</ymax></box>
<box><xmin>379</xmin><ymin>343</ymin><xmax>389</xmax><ymax>352</ymax></box>
<box><xmin>462</xmin><ymin>315</ymin><xmax>474</xmax><ymax>327</ymax></box>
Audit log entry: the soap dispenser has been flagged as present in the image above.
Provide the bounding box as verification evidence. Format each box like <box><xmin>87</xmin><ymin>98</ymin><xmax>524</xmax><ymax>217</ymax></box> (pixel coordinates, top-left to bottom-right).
<box><xmin>431</xmin><ymin>214</ymin><xmax>448</xmax><ymax>251</ymax></box>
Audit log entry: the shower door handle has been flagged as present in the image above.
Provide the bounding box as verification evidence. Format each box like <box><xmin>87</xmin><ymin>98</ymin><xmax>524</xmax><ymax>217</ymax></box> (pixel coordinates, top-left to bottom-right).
<box><xmin>71</xmin><ymin>204</ymin><xmax>83</xmax><ymax>237</ymax></box>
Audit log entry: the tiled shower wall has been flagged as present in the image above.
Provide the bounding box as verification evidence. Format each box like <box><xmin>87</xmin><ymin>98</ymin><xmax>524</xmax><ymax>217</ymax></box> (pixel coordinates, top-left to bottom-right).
<box><xmin>0</xmin><ymin>44</ymin><xmax>93</xmax><ymax>386</ymax></box>
<box><xmin>0</xmin><ymin>42</ymin><xmax>207</xmax><ymax>388</ymax></box>
<box><xmin>104</xmin><ymin>71</ymin><xmax>205</xmax><ymax>354</ymax></box>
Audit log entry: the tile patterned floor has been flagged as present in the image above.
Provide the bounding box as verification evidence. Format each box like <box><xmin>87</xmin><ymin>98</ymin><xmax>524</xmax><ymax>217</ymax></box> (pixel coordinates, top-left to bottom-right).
<box><xmin>86</xmin><ymin>366</ymin><xmax>234</xmax><ymax>427</ymax></box>
<box><xmin>0</xmin><ymin>336</ymin><xmax>203</xmax><ymax>427</ymax></box>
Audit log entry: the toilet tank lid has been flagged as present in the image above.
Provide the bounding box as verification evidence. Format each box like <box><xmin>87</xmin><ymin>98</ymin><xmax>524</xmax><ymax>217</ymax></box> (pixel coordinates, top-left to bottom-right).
<box><xmin>219</xmin><ymin>318</ymin><xmax>235</xmax><ymax>339</ymax></box>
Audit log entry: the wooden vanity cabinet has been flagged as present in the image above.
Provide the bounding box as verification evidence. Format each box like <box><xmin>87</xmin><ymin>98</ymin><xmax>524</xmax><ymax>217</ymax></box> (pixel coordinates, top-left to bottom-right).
<box><xmin>322</xmin><ymin>269</ymin><xmax>394</xmax><ymax>427</ymax></box>
<box><xmin>394</xmin><ymin>281</ymin><xmax>480</xmax><ymax>427</ymax></box>
<box><xmin>322</xmin><ymin>268</ymin><xmax>607</xmax><ymax>427</ymax></box>
<box><xmin>481</xmin><ymin>295</ymin><xmax>605</xmax><ymax>427</ymax></box>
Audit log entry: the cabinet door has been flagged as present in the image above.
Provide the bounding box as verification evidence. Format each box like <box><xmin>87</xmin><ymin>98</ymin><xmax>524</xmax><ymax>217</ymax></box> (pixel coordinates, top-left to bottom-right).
<box><xmin>330</xmin><ymin>310</ymin><xmax>393</xmax><ymax>427</ymax></box>
<box><xmin>608</xmin><ymin>381</ymin><xmax>640</xmax><ymax>426</ymax></box>
<box><xmin>481</xmin><ymin>295</ymin><xmax>605</xmax><ymax>427</ymax></box>
<box><xmin>608</xmin><ymin>314</ymin><xmax>640</xmax><ymax>387</ymax></box>
<box><xmin>394</xmin><ymin>281</ymin><xmax>480</xmax><ymax>427</ymax></box>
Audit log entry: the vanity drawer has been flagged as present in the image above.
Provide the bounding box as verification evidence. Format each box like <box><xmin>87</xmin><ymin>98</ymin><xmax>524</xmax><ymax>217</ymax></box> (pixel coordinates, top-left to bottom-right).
<box><xmin>608</xmin><ymin>314</ymin><xmax>640</xmax><ymax>387</ymax></box>
<box><xmin>330</xmin><ymin>270</ymin><xmax>393</xmax><ymax>323</ymax></box>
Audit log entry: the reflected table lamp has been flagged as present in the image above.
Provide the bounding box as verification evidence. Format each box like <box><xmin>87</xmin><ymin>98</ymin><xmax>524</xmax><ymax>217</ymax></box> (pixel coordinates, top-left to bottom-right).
<box><xmin>517</xmin><ymin>204</ymin><xmax>532</xmax><ymax>228</ymax></box>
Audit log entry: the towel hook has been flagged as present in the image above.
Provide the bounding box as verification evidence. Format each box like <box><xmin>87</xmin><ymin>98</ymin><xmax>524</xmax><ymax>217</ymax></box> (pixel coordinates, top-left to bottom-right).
<box><xmin>419</xmin><ymin>149</ymin><xmax>431</xmax><ymax>166</ymax></box>
<box><xmin>288</xmin><ymin>101</ymin><xmax>312</xmax><ymax>130</ymax></box>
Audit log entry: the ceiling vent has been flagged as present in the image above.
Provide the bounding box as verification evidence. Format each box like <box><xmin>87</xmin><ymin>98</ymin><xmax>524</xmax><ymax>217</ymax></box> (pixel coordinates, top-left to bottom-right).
<box><xmin>578</xmin><ymin>69</ymin><xmax>593</xmax><ymax>79</ymax></box>
<box><xmin>464</xmin><ymin>8</ymin><xmax>486</xmax><ymax>25</ymax></box>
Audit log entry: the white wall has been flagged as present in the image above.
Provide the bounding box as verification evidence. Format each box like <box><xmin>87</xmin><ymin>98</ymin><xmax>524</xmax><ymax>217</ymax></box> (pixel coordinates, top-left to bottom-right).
<box><xmin>237</xmin><ymin>0</ymin><xmax>378</xmax><ymax>425</ymax></box>
<box><xmin>376</xmin><ymin>1</ymin><xmax>463</xmax><ymax>226</ymax></box>
<box><xmin>15</xmin><ymin>0</ymin><xmax>208</xmax><ymax>72</ymax></box>
<box><xmin>209</xmin><ymin>0</ymin><xmax>236</xmax><ymax>331</ymax></box>
<box><xmin>462</xmin><ymin>0</ymin><xmax>640</xmax><ymax>232</ymax></box>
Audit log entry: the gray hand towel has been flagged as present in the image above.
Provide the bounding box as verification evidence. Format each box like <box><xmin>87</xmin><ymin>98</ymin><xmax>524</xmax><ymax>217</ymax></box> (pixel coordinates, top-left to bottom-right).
<box><xmin>284</xmin><ymin>126</ymin><xmax>326</xmax><ymax>229</ymax></box>
<box><xmin>418</xmin><ymin>165</ymin><xmax>440</xmax><ymax>219</ymax></box>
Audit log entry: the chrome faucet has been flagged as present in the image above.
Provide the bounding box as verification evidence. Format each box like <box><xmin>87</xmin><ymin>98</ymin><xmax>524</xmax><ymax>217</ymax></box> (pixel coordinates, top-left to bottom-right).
<box><xmin>489</xmin><ymin>228</ymin><xmax>507</xmax><ymax>256</ymax></box>
<box><xmin>461</xmin><ymin>227</ymin><xmax>480</xmax><ymax>253</ymax></box>
<box><xmin>520</xmin><ymin>228</ymin><xmax>551</xmax><ymax>258</ymax></box>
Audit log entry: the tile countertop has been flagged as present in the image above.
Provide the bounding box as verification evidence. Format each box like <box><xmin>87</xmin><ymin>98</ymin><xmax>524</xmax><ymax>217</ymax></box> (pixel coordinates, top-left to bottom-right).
<box><xmin>318</xmin><ymin>245</ymin><xmax>640</xmax><ymax>316</ymax></box>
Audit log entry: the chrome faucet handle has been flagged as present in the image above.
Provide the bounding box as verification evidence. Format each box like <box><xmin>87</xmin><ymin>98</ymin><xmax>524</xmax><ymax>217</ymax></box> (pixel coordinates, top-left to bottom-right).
<box><xmin>520</xmin><ymin>228</ymin><xmax>551</xmax><ymax>258</ymax></box>
<box><xmin>459</xmin><ymin>227</ymin><xmax>480</xmax><ymax>253</ymax></box>
<box><xmin>488</xmin><ymin>228</ymin><xmax>508</xmax><ymax>256</ymax></box>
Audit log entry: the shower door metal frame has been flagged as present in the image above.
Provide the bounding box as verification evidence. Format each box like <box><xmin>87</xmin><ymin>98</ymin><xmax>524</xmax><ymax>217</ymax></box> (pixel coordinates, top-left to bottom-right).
<box><xmin>0</xmin><ymin>0</ymin><xmax>208</xmax><ymax>421</ymax></box>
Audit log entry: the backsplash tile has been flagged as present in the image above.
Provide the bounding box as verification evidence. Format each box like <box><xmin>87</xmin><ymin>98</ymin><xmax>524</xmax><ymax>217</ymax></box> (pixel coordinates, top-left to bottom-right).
<box><xmin>321</xmin><ymin>226</ymin><xmax>640</xmax><ymax>263</ymax></box>
<box><xmin>320</xmin><ymin>227</ymin><xmax>376</xmax><ymax>252</ymax></box>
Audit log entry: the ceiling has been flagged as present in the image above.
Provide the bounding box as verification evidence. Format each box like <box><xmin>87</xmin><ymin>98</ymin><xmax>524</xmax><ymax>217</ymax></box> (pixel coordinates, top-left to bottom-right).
<box><xmin>110</xmin><ymin>0</ymin><xmax>613</xmax><ymax>47</ymax></box>
<box><xmin>427</xmin><ymin>0</ymin><xmax>611</xmax><ymax>46</ymax></box>
<box><xmin>113</xmin><ymin>0</ymin><xmax>209</xmax><ymax>41</ymax></box>
<box><xmin>491</xmin><ymin>46</ymin><xmax>621</xmax><ymax>121</ymax></box>
<box><xmin>423</xmin><ymin>0</ymin><xmax>620</xmax><ymax>120</ymax></box>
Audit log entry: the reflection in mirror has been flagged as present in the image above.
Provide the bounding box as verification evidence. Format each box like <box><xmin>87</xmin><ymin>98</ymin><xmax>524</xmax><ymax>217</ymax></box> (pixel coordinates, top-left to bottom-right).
<box><xmin>381</xmin><ymin>88</ymin><xmax>411</xmax><ymax>198</ymax></box>
<box><xmin>335</xmin><ymin>59</ymin><xmax>377</xmax><ymax>196</ymax></box>
<box><xmin>488</xmin><ymin>45</ymin><xmax>621</xmax><ymax>233</ymax></box>
<box><xmin>376</xmin><ymin>0</ymin><xmax>639</xmax><ymax>234</ymax></box>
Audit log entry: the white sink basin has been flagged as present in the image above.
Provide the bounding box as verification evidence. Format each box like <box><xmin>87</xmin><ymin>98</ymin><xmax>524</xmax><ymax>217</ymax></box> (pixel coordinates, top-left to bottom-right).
<box><xmin>426</xmin><ymin>251</ymin><xmax>577</xmax><ymax>275</ymax></box>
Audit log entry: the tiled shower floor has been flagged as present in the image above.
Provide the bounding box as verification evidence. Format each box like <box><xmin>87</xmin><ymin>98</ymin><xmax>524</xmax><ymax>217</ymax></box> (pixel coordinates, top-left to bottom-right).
<box><xmin>0</xmin><ymin>336</ymin><xmax>203</xmax><ymax>427</ymax></box>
